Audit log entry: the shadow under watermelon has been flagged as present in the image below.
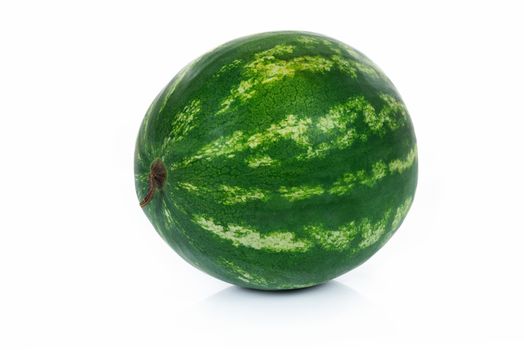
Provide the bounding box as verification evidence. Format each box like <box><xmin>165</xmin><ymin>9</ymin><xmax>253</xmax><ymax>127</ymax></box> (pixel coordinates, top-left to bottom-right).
<box><xmin>185</xmin><ymin>280</ymin><xmax>395</xmax><ymax>345</ymax></box>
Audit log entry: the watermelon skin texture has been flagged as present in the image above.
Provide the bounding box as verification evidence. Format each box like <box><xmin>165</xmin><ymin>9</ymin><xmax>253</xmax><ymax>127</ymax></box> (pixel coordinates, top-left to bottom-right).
<box><xmin>134</xmin><ymin>31</ymin><xmax>417</xmax><ymax>290</ymax></box>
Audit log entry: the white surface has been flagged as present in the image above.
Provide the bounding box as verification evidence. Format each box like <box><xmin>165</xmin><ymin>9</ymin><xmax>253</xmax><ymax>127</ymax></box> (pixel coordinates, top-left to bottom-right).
<box><xmin>1</xmin><ymin>0</ymin><xmax>523</xmax><ymax>349</ymax></box>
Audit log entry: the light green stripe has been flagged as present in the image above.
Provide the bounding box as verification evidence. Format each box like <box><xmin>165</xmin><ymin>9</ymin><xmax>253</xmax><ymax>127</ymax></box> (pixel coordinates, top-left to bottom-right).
<box><xmin>246</xmin><ymin>154</ymin><xmax>278</xmax><ymax>168</ymax></box>
<box><xmin>173</xmin><ymin>97</ymin><xmax>415</xmax><ymax>203</ymax></box>
<box><xmin>389</xmin><ymin>146</ymin><xmax>417</xmax><ymax>173</ymax></box>
<box><xmin>179</xmin><ymin>94</ymin><xmax>408</xmax><ymax>168</ymax></box>
<box><xmin>363</xmin><ymin>94</ymin><xmax>407</xmax><ymax>134</ymax></box>
<box><xmin>219</xmin><ymin>185</ymin><xmax>269</xmax><ymax>205</ymax></box>
<box><xmin>305</xmin><ymin>222</ymin><xmax>358</xmax><ymax>250</ymax></box>
<box><xmin>330</xmin><ymin>54</ymin><xmax>358</xmax><ymax>78</ymax></box>
<box><xmin>358</xmin><ymin>211</ymin><xmax>391</xmax><ymax>249</ymax></box>
<box><xmin>248</xmin><ymin>114</ymin><xmax>313</xmax><ymax>148</ymax></box>
<box><xmin>180</xmin><ymin>113</ymin><xmax>314</xmax><ymax>167</ymax></box>
<box><xmin>178</xmin><ymin>181</ymin><xmax>199</xmax><ymax>193</ymax></box>
<box><xmin>220</xmin><ymin>258</ymin><xmax>268</xmax><ymax>285</ymax></box>
<box><xmin>178</xmin><ymin>130</ymin><xmax>245</xmax><ymax>168</ymax></box>
<box><xmin>391</xmin><ymin>196</ymin><xmax>413</xmax><ymax>230</ymax></box>
<box><xmin>305</xmin><ymin>197</ymin><xmax>409</xmax><ymax>251</ymax></box>
<box><xmin>214</xmin><ymin>59</ymin><xmax>243</xmax><ymax>78</ymax></box>
<box><xmin>193</xmin><ymin>199</ymin><xmax>412</xmax><ymax>253</ymax></box>
<box><xmin>299</xmin><ymin>96</ymin><xmax>368</xmax><ymax>160</ymax></box>
<box><xmin>297</xmin><ymin>35</ymin><xmax>318</xmax><ymax>45</ymax></box>
<box><xmin>305</xmin><ymin>210</ymin><xmax>392</xmax><ymax>251</ymax></box>
<box><xmin>279</xmin><ymin>184</ymin><xmax>325</xmax><ymax>201</ymax></box>
<box><xmin>161</xmin><ymin>99</ymin><xmax>201</xmax><ymax>150</ymax></box>
<box><xmin>157</xmin><ymin>58</ymin><xmax>200</xmax><ymax>114</ymax></box>
<box><xmin>178</xmin><ymin>182</ymin><xmax>269</xmax><ymax>205</ymax></box>
<box><xmin>194</xmin><ymin>215</ymin><xmax>311</xmax><ymax>252</ymax></box>
<box><xmin>329</xmin><ymin>147</ymin><xmax>417</xmax><ymax>196</ymax></box>
<box><xmin>177</xmin><ymin>147</ymin><xmax>416</xmax><ymax>205</ymax></box>
<box><xmin>217</xmin><ymin>44</ymin><xmax>335</xmax><ymax>114</ymax></box>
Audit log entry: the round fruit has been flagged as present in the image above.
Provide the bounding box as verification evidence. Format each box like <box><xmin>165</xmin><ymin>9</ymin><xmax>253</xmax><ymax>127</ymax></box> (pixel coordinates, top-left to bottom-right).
<box><xmin>134</xmin><ymin>31</ymin><xmax>417</xmax><ymax>290</ymax></box>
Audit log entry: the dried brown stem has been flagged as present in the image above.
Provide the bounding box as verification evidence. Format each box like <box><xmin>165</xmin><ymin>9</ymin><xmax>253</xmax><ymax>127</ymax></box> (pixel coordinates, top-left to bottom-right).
<box><xmin>139</xmin><ymin>159</ymin><xmax>167</xmax><ymax>208</ymax></box>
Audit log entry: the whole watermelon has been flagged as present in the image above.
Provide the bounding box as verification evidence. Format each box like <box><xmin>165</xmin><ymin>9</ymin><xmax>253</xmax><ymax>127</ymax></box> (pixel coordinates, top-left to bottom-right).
<box><xmin>134</xmin><ymin>31</ymin><xmax>417</xmax><ymax>290</ymax></box>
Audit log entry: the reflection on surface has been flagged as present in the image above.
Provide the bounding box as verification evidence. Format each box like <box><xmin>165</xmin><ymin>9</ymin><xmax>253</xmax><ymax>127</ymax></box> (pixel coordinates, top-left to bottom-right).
<box><xmin>201</xmin><ymin>281</ymin><xmax>367</xmax><ymax>320</ymax></box>
<box><xmin>186</xmin><ymin>281</ymin><xmax>394</xmax><ymax>345</ymax></box>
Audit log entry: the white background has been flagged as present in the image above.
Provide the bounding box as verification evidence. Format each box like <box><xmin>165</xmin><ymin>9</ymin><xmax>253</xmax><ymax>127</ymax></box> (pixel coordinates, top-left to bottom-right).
<box><xmin>1</xmin><ymin>0</ymin><xmax>523</xmax><ymax>349</ymax></box>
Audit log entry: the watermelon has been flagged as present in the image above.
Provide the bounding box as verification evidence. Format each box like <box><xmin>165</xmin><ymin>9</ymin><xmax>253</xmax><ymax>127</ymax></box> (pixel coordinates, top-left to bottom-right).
<box><xmin>134</xmin><ymin>31</ymin><xmax>417</xmax><ymax>290</ymax></box>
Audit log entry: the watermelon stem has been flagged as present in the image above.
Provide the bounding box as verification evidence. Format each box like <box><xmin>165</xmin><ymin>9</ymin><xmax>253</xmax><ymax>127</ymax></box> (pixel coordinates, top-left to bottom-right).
<box><xmin>139</xmin><ymin>159</ymin><xmax>167</xmax><ymax>208</ymax></box>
